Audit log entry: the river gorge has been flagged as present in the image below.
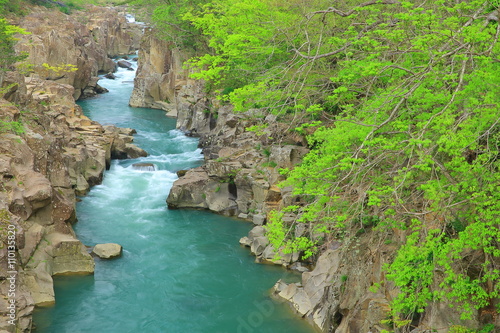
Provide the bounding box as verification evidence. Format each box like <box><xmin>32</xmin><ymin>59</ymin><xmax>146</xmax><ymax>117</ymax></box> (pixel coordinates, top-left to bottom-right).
<box><xmin>28</xmin><ymin>57</ymin><xmax>315</xmax><ymax>333</ymax></box>
<box><xmin>3</xmin><ymin>2</ymin><xmax>495</xmax><ymax>332</ymax></box>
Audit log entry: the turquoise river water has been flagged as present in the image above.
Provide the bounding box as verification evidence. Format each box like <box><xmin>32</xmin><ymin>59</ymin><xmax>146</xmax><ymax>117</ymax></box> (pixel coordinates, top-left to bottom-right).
<box><xmin>32</xmin><ymin>59</ymin><xmax>315</xmax><ymax>333</ymax></box>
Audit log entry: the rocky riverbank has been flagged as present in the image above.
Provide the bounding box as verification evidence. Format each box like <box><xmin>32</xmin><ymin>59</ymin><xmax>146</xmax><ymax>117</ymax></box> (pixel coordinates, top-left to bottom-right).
<box><xmin>13</xmin><ymin>5</ymin><xmax>142</xmax><ymax>101</ymax></box>
<box><xmin>129</xmin><ymin>28</ymin><xmax>491</xmax><ymax>332</ymax></box>
<box><xmin>0</xmin><ymin>6</ymin><xmax>144</xmax><ymax>332</ymax></box>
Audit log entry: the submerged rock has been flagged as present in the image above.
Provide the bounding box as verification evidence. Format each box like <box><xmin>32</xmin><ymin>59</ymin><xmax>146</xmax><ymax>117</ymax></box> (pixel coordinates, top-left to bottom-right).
<box><xmin>92</xmin><ymin>243</ymin><xmax>123</xmax><ymax>259</ymax></box>
<box><xmin>132</xmin><ymin>163</ymin><xmax>155</xmax><ymax>171</ymax></box>
<box><xmin>117</xmin><ymin>60</ymin><xmax>133</xmax><ymax>69</ymax></box>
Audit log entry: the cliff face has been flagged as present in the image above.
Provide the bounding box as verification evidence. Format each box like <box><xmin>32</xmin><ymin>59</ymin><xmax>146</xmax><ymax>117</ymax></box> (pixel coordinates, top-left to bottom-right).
<box><xmin>129</xmin><ymin>28</ymin><xmax>186</xmax><ymax>113</ymax></box>
<box><xmin>129</xmin><ymin>28</ymin><xmax>214</xmax><ymax>127</ymax></box>
<box><xmin>86</xmin><ymin>6</ymin><xmax>142</xmax><ymax>58</ymax></box>
<box><xmin>14</xmin><ymin>6</ymin><xmax>142</xmax><ymax>101</ymax></box>
<box><xmin>134</xmin><ymin>32</ymin><xmax>496</xmax><ymax>333</ymax></box>
<box><xmin>0</xmin><ymin>8</ymin><xmax>145</xmax><ymax>333</ymax></box>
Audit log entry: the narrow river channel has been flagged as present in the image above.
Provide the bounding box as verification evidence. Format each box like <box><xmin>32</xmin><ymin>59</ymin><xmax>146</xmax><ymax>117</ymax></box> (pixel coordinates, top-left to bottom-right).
<box><xmin>32</xmin><ymin>59</ymin><xmax>315</xmax><ymax>333</ymax></box>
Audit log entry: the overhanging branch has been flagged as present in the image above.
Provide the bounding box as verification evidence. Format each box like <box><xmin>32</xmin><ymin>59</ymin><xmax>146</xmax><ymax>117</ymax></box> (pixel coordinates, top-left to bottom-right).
<box><xmin>307</xmin><ymin>0</ymin><xmax>401</xmax><ymax>19</ymax></box>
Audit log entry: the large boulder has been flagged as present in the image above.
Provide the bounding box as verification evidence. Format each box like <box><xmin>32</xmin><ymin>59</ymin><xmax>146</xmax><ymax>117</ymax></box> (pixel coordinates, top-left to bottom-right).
<box><xmin>117</xmin><ymin>60</ymin><xmax>133</xmax><ymax>69</ymax></box>
<box><xmin>166</xmin><ymin>167</ymin><xmax>238</xmax><ymax>215</ymax></box>
<box><xmin>103</xmin><ymin>125</ymin><xmax>147</xmax><ymax>159</ymax></box>
<box><xmin>92</xmin><ymin>243</ymin><xmax>123</xmax><ymax>259</ymax></box>
<box><xmin>46</xmin><ymin>233</ymin><xmax>95</xmax><ymax>275</ymax></box>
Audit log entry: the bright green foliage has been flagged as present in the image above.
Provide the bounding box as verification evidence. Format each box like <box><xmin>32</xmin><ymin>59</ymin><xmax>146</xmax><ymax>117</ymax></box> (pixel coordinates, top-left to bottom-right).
<box><xmin>0</xmin><ymin>0</ymin><xmax>24</xmax><ymax>15</ymax></box>
<box><xmin>40</xmin><ymin>62</ymin><xmax>78</xmax><ymax>79</ymax></box>
<box><xmin>130</xmin><ymin>0</ymin><xmax>208</xmax><ymax>51</ymax></box>
<box><xmin>275</xmin><ymin>0</ymin><xmax>500</xmax><ymax>325</ymax></box>
<box><xmin>0</xmin><ymin>120</ymin><xmax>25</xmax><ymax>135</ymax></box>
<box><xmin>0</xmin><ymin>18</ymin><xmax>28</xmax><ymax>74</ymax></box>
<box><xmin>245</xmin><ymin>124</ymin><xmax>268</xmax><ymax>137</ymax></box>
<box><xmin>449</xmin><ymin>324</ymin><xmax>496</xmax><ymax>333</ymax></box>
<box><xmin>181</xmin><ymin>0</ymin><xmax>354</xmax><ymax>112</ymax></box>
<box><xmin>145</xmin><ymin>0</ymin><xmax>500</xmax><ymax>326</ymax></box>
<box><xmin>266</xmin><ymin>210</ymin><xmax>317</xmax><ymax>259</ymax></box>
<box><xmin>182</xmin><ymin>0</ymin><xmax>293</xmax><ymax>100</ymax></box>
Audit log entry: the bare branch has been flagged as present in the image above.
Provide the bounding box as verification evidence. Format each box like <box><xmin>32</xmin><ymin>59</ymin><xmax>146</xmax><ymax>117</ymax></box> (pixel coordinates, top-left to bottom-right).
<box><xmin>307</xmin><ymin>0</ymin><xmax>401</xmax><ymax>18</ymax></box>
<box><xmin>292</xmin><ymin>43</ymin><xmax>350</xmax><ymax>60</ymax></box>
<box><xmin>292</xmin><ymin>20</ymin><xmax>383</xmax><ymax>60</ymax></box>
<box><xmin>380</xmin><ymin>65</ymin><xmax>416</xmax><ymax>76</ymax></box>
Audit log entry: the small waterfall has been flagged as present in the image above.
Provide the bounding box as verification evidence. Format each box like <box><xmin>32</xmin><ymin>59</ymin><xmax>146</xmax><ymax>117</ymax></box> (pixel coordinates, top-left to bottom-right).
<box><xmin>132</xmin><ymin>162</ymin><xmax>156</xmax><ymax>171</ymax></box>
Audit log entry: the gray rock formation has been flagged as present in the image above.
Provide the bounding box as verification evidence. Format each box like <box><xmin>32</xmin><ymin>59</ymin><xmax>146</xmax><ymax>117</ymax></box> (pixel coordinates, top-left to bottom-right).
<box><xmin>117</xmin><ymin>60</ymin><xmax>133</xmax><ymax>69</ymax></box>
<box><xmin>167</xmin><ymin>104</ymin><xmax>310</xmax><ymax>221</ymax></box>
<box><xmin>103</xmin><ymin>125</ymin><xmax>147</xmax><ymax>160</ymax></box>
<box><xmin>15</xmin><ymin>6</ymin><xmax>142</xmax><ymax>100</ymax></box>
<box><xmin>0</xmin><ymin>10</ymin><xmax>146</xmax><ymax>330</ymax></box>
<box><xmin>129</xmin><ymin>28</ymin><xmax>187</xmax><ymax>114</ymax></box>
<box><xmin>92</xmin><ymin>243</ymin><xmax>123</xmax><ymax>259</ymax></box>
<box><xmin>166</xmin><ymin>167</ymin><xmax>238</xmax><ymax>216</ymax></box>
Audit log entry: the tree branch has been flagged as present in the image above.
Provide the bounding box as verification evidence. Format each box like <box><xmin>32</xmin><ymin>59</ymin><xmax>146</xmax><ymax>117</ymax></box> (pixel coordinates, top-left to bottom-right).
<box><xmin>307</xmin><ymin>0</ymin><xmax>401</xmax><ymax>18</ymax></box>
<box><xmin>292</xmin><ymin>20</ymin><xmax>383</xmax><ymax>60</ymax></box>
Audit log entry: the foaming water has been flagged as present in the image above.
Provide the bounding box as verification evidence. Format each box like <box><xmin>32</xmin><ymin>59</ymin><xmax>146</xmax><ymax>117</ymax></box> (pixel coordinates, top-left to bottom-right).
<box><xmin>32</xmin><ymin>59</ymin><xmax>315</xmax><ymax>333</ymax></box>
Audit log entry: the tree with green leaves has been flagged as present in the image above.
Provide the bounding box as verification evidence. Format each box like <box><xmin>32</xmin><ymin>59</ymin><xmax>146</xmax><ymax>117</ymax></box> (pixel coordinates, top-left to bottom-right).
<box><xmin>130</xmin><ymin>0</ymin><xmax>209</xmax><ymax>51</ymax></box>
<box><xmin>0</xmin><ymin>18</ymin><xmax>28</xmax><ymax>88</ymax></box>
<box><xmin>138</xmin><ymin>0</ymin><xmax>500</xmax><ymax>329</ymax></box>
<box><xmin>265</xmin><ymin>0</ymin><xmax>500</xmax><ymax>327</ymax></box>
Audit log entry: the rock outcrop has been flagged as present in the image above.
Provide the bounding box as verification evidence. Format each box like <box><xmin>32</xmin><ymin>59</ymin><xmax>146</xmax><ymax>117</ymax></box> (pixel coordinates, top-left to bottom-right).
<box><xmin>129</xmin><ymin>28</ymin><xmax>188</xmax><ymax>114</ymax></box>
<box><xmin>271</xmin><ymin>239</ymin><xmax>394</xmax><ymax>332</ymax></box>
<box><xmin>103</xmin><ymin>125</ymin><xmax>148</xmax><ymax>159</ymax></box>
<box><xmin>167</xmin><ymin>105</ymin><xmax>309</xmax><ymax>221</ymax></box>
<box><xmin>14</xmin><ymin>5</ymin><xmax>142</xmax><ymax>100</ymax></box>
<box><xmin>0</xmin><ymin>8</ymin><xmax>145</xmax><ymax>332</ymax></box>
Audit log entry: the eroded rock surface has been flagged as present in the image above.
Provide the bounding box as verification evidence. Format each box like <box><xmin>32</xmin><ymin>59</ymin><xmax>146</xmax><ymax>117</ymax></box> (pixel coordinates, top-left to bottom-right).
<box><xmin>129</xmin><ymin>28</ymin><xmax>186</xmax><ymax>113</ymax></box>
<box><xmin>15</xmin><ymin>5</ymin><xmax>142</xmax><ymax>100</ymax></box>
<box><xmin>92</xmin><ymin>243</ymin><xmax>122</xmax><ymax>259</ymax></box>
<box><xmin>0</xmin><ymin>7</ymin><xmax>145</xmax><ymax>332</ymax></box>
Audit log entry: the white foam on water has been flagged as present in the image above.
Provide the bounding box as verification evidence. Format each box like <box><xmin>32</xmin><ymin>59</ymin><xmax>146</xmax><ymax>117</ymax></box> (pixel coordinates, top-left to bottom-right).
<box><xmin>125</xmin><ymin>14</ymin><xmax>135</xmax><ymax>23</ymax></box>
<box><xmin>98</xmin><ymin>58</ymin><xmax>138</xmax><ymax>91</ymax></box>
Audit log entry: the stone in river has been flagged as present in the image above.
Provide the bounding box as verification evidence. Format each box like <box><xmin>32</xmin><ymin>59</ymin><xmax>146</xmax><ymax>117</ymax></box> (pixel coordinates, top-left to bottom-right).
<box><xmin>117</xmin><ymin>60</ymin><xmax>132</xmax><ymax>69</ymax></box>
<box><xmin>92</xmin><ymin>243</ymin><xmax>123</xmax><ymax>259</ymax></box>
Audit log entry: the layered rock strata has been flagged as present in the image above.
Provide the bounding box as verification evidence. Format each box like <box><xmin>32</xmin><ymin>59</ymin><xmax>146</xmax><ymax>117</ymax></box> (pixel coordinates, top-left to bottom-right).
<box><xmin>14</xmin><ymin>5</ymin><xmax>142</xmax><ymax>100</ymax></box>
<box><xmin>0</xmin><ymin>7</ymin><xmax>145</xmax><ymax>332</ymax></box>
<box><xmin>129</xmin><ymin>28</ymin><xmax>188</xmax><ymax>114</ymax></box>
<box><xmin>0</xmin><ymin>69</ymin><xmax>145</xmax><ymax>333</ymax></box>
